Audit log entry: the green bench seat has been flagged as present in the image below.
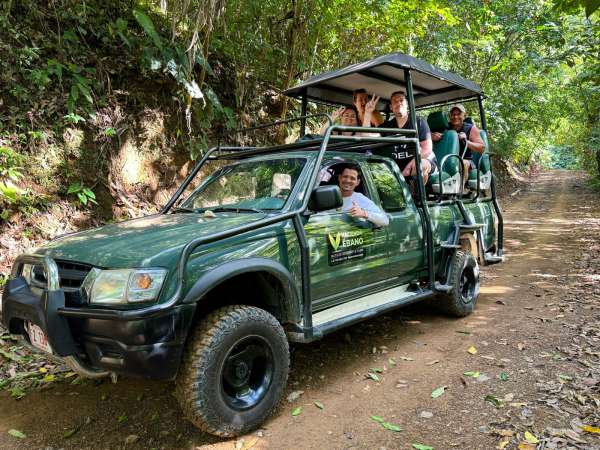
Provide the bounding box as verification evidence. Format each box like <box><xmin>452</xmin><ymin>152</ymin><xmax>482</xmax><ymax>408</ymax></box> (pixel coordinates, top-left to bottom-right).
<box><xmin>467</xmin><ymin>130</ymin><xmax>492</xmax><ymax>191</ymax></box>
<box><xmin>427</xmin><ymin>111</ymin><xmax>462</xmax><ymax>195</ymax></box>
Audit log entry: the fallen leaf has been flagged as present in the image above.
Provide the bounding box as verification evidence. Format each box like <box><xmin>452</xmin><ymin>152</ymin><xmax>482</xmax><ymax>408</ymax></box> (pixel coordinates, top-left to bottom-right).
<box><xmin>412</xmin><ymin>444</ymin><xmax>434</xmax><ymax>450</ymax></box>
<box><xmin>10</xmin><ymin>387</ymin><xmax>25</xmax><ymax>399</ymax></box>
<box><xmin>366</xmin><ymin>372</ymin><xmax>380</xmax><ymax>382</ymax></box>
<box><xmin>314</xmin><ymin>401</ymin><xmax>324</xmax><ymax>410</ymax></box>
<box><xmin>431</xmin><ymin>386</ymin><xmax>447</xmax><ymax>398</ymax></box>
<box><xmin>241</xmin><ymin>436</ymin><xmax>259</xmax><ymax>450</ymax></box>
<box><xmin>287</xmin><ymin>390</ymin><xmax>304</xmax><ymax>402</ymax></box>
<box><xmin>558</xmin><ymin>374</ymin><xmax>573</xmax><ymax>381</ymax></box>
<box><xmin>399</xmin><ymin>356</ymin><xmax>414</xmax><ymax>361</ymax></box>
<box><xmin>497</xmin><ymin>437</ymin><xmax>510</xmax><ymax>449</ymax></box>
<box><xmin>370</xmin><ymin>367</ymin><xmax>384</xmax><ymax>373</ymax></box>
<box><xmin>291</xmin><ymin>407</ymin><xmax>302</xmax><ymax>416</ymax></box>
<box><xmin>43</xmin><ymin>374</ymin><xmax>55</xmax><ymax>383</ymax></box>
<box><xmin>124</xmin><ymin>434</ymin><xmax>139</xmax><ymax>445</ymax></box>
<box><xmin>382</xmin><ymin>422</ymin><xmax>402</xmax><ymax>432</ymax></box>
<box><xmin>38</xmin><ymin>367</ymin><xmax>48</xmax><ymax>373</ymax></box>
<box><xmin>524</xmin><ymin>431</ymin><xmax>539</xmax><ymax>444</ymax></box>
<box><xmin>517</xmin><ymin>443</ymin><xmax>536</xmax><ymax>450</ymax></box>
<box><xmin>517</xmin><ymin>343</ymin><xmax>525</xmax><ymax>351</ymax></box>
<box><xmin>581</xmin><ymin>425</ymin><xmax>600</xmax><ymax>434</ymax></box>
<box><xmin>371</xmin><ymin>415</ymin><xmax>385</xmax><ymax>423</ymax></box>
<box><xmin>426</xmin><ymin>360</ymin><xmax>439</xmax><ymax>366</ymax></box>
<box><xmin>484</xmin><ymin>394</ymin><xmax>503</xmax><ymax>408</ymax></box>
<box><xmin>8</xmin><ymin>429</ymin><xmax>26</xmax><ymax>439</ymax></box>
<box><xmin>63</xmin><ymin>425</ymin><xmax>81</xmax><ymax>439</ymax></box>
<box><xmin>0</xmin><ymin>349</ymin><xmax>21</xmax><ymax>362</ymax></box>
<box><xmin>467</xmin><ymin>346</ymin><xmax>478</xmax><ymax>355</ymax></box>
<box><xmin>388</xmin><ymin>358</ymin><xmax>396</xmax><ymax>366</ymax></box>
<box><xmin>456</xmin><ymin>330</ymin><xmax>471</xmax><ymax>335</ymax></box>
<box><xmin>463</xmin><ymin>371</ymin><xmax>481</xmax><ymax>378</ymax></box>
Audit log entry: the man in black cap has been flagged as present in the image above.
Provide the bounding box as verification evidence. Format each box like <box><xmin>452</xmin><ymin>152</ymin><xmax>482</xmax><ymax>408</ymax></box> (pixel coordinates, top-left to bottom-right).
<box><xmin>432</xmin><ymin>104</ymin><xmax>485</xmax><ymax>185</ymax></box>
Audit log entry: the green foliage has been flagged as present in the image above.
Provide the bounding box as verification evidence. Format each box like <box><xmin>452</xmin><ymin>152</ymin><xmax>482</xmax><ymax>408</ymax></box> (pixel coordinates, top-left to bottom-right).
<box><xmin>0</xmin><ymin>0</ymin><xmax>598</xmax><ymax>223</ymax></box>
<box><xmin>547</xmin><ymin>146</ymin><xmax>580</xmax><ymax>169</ymax></box>
<box><xmin>67</xmin><ymin>182</ymin><xmax>98</xmax><ymax>206</ymax></box>
<box><xmin>0</xmin><ymin>146</ymin><xmax>23</xmax><ymax>181</ymax></box>
<box><xmin>554</xmin><ymin>0</ymin><xmax>600</xmax><ymax>16</ymax></box>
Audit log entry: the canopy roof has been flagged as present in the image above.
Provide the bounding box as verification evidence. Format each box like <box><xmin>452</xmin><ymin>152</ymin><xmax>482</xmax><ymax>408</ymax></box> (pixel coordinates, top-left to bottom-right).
<box><xmin>284</xmin><ymin>53</ymin><xmax>482</xmax><ymax>110</ymax></box>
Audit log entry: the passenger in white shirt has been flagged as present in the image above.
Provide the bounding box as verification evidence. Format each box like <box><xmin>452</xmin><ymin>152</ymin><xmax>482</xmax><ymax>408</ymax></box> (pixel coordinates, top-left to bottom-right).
<box><xmin>338</xmin><ymin>164</ymin><xmax>389</xmax><ymax>227</ymax></box>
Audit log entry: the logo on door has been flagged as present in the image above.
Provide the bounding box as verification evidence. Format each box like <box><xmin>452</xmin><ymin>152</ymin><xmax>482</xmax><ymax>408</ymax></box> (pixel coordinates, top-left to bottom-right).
<box><xmin>327</xmin><ymin>230</ymin><xmax>366</xmax><ymax>265</ymax></box>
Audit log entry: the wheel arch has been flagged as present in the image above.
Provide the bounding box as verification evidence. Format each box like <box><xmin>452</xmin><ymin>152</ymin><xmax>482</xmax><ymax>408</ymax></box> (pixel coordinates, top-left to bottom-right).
<box><xmin>182</xmin><ymin>258</ymin><xmax>301</xmax><ymax>324</ymax></box>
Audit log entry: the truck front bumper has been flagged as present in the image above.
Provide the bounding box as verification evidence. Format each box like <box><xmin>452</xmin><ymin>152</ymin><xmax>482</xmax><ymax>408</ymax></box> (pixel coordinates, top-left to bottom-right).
<box><xmin>1</xmin><ymin>255</ymin><xmax>194</xmax><ymax>380</ymax></box>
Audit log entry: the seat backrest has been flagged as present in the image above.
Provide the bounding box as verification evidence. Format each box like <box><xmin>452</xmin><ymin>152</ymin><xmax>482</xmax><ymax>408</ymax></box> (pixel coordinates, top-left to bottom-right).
<box><xmin>433</xmin><ymin>130</ymin><xmax>460</xmax><ymax>176</ymax></box>
<box><xmin>427</xmin><ymin>111</ymin><xmax>449</xmax><ymax>133</ymax></box>
<box><xmin>471</xmin><ymin>130</ymin><xmax>491</xmax><ymax>173</ymax></box>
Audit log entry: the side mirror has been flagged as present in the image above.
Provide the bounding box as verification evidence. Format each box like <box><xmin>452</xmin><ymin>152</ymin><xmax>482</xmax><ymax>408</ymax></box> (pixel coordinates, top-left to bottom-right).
<box><xmin>309</xmin><ymin>185</ymin><xmax>343</xmax><ymax>212</ymax></box>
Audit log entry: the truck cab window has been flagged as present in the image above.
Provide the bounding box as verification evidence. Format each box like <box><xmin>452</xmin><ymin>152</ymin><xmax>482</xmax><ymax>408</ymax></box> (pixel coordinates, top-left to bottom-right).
<box><xmin>368</xmin><ymin>161</ymin><xmax>406</xmax><ymax>211</ymax></box>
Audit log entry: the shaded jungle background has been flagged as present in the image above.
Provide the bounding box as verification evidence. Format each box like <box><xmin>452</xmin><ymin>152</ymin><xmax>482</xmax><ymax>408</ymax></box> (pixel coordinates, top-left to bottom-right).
<box><xmin>0</xmin><ymin>0</ymin><xmax>598</xmax><ymax>280</ymax></box>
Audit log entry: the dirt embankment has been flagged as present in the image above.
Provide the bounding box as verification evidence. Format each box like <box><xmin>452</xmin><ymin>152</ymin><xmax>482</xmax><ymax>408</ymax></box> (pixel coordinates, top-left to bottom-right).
<box><xmin>0</xmin><ymin>169</ymin><xmax>599</xmax><ymax>450</ymax></box>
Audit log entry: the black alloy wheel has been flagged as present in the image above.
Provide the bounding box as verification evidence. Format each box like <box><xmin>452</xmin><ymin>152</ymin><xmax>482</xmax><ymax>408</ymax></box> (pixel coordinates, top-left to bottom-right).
<box><xmin>221</xmin><ymin>335</ymin><xmax>274</xmax><ymax>411</ymax></box>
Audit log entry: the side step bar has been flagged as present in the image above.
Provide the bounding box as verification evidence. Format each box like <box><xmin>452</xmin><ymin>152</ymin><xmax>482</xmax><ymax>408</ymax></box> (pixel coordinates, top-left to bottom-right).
<box><xmin>288</xmin><ymin>285</ymin><xmax>434</xmax><ymax>343</ymax></box>
<box><xmin>484</xmin><ymin>252</ymin><xmax>504</xmax><ymax>265</ymax></box>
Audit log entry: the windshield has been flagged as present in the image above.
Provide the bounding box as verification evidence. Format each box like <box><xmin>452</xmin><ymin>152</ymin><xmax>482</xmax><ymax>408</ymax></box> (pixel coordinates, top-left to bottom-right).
<box><xmin>180</xmin><ymin>157</ymin><xmax>306</xmax><ymax>211</ymax></box>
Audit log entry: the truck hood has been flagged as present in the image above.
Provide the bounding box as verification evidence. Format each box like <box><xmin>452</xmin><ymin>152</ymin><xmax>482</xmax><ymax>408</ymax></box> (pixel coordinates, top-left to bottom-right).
<box><xmin>37</xmin><ymin>212</ymin><xmax>267</xmax><ymax>268</ymax></box>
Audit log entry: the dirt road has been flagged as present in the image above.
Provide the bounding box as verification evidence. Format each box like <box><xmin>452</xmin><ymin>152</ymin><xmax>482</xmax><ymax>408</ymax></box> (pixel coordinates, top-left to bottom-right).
<box><xmin>1</xmin><ymin>170</ymin><xmax>599</xmax><ymax>450</ymax></box>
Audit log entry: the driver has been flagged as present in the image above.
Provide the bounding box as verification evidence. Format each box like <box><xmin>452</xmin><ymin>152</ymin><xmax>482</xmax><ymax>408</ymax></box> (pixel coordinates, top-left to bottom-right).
<box><xmin>337</xmin><ymin>164</ymin><xmax>389</xmax><ymax>227</ymax></box>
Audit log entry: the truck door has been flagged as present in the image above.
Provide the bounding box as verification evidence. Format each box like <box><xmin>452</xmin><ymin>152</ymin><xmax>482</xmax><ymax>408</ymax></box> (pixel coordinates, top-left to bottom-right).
<box><xmin>367</xmin><ymin>160</ymin><xmax>424</xmax><ymax>281</ymax></box>
<box><xmin>304</xmin><ymin>162</ymin><xmax>389</xmax><ymax>310</ymax></box>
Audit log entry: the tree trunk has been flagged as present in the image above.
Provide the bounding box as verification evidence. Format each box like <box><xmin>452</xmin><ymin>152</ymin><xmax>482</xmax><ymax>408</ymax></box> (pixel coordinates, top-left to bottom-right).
<box><xmin>277</xmin><ymin>0</ymin><xmax>304</xmax><ymax>143</ymax></box>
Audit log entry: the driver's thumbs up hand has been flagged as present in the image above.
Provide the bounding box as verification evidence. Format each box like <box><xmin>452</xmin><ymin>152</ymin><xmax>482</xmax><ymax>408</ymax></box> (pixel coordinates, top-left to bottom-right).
<box><xmin>349</xmin><ymin>201</ymin><xmax>366</xmax><ymax>219</ymax></box>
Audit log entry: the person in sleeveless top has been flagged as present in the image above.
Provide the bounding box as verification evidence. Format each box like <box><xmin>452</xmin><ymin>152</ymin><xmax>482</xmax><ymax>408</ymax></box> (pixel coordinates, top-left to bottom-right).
<box><xmin>319</xmin><ymin>97</ymin><xmax>380</xmax><ymax>137</ymax></box>
<box><xmin>432</xmin><ymin>104</ymin><xmax>485</xmax><ymax>187</ymax></box>
<box><xmin>353</xmin><ymin>89</ymin><xmax>384</xmax><ymax>127</ymax></box>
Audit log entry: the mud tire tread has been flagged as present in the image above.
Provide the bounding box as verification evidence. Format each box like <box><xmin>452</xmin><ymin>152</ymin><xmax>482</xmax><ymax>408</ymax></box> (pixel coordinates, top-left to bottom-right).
<box><xmin>439</xmin><ymin>251</ymin><xmax>480</xmax><ymax>317</ymax></box>
<box><xmin>175</xmin><ymin>305</ymin><xmax>289</xmax><ymax>437</ymax></box>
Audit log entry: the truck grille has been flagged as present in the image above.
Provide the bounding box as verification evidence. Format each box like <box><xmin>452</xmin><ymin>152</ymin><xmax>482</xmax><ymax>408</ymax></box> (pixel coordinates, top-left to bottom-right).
<box><xmin>32</xmin><ymin>260</ymin><xmax>92</xmax><ymax>305</ymax></box>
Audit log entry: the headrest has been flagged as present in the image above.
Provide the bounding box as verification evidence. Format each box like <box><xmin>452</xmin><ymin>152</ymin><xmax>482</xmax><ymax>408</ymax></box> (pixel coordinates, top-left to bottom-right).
<box><xmin>427</xmin><ymin>111</ymin><xmax>449</xmax><ymax>133</ymax></box>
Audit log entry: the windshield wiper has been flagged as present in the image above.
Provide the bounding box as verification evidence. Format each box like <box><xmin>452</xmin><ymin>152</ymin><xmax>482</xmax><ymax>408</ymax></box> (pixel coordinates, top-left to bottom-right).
<box><xmin>211</xmin><ymin>206</ymin><xmax>265</xmax><ymax>213</ymax></box>
<box><xmin>171</xmin><ymin>206</ymin><xmax>205</xmax><ymax>213</ymax></box>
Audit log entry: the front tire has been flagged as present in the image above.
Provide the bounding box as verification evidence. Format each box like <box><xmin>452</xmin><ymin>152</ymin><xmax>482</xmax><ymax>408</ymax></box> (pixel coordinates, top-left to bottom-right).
<box><xmin>175</xmin><ymin>305</ymin><xmax>290</xmax><ymax>437</ymax></box>
<box><xmin>439</xmin><ymin>251</ymin><xmax>480</xmax><ymax>317</ymax></box>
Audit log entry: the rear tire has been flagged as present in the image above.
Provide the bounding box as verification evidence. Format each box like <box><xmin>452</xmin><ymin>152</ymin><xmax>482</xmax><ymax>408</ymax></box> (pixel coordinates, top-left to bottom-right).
<box><xmin>439</xmin><ymin>251</ymin><xmax>480</xmax><ymax>317</ymax></box>
<box><xmin>175</xmin><ymin>305</ymin><xmax>289</xmax><ymax>437</ymax></box>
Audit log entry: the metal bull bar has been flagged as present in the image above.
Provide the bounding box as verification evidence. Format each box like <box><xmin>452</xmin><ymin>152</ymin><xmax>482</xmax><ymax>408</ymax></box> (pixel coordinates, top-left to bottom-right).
<box><xmin>8</xmin><ymin>254</ymin><xmax>110</xmax><ymax>378</ymax></box>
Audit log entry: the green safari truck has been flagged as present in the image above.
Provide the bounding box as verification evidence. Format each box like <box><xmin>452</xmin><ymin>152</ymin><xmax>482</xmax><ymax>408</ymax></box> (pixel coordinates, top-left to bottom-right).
<box><xmin>1</xmin><ymin>53</ymin><xmax>504</xmax><ymax>437</ymax></box>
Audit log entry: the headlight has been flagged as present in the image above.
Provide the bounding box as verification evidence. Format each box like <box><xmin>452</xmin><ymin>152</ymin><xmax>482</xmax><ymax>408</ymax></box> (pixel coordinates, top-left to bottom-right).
<box><xmin>21</xmin><ymin>264</ymin><xmax>47</xmax><ymax>289</ymax></box>
<box><xmin>82</xmin><ymin>268</ymin><xmax>167</xmax><ymax>305</ymax></box>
